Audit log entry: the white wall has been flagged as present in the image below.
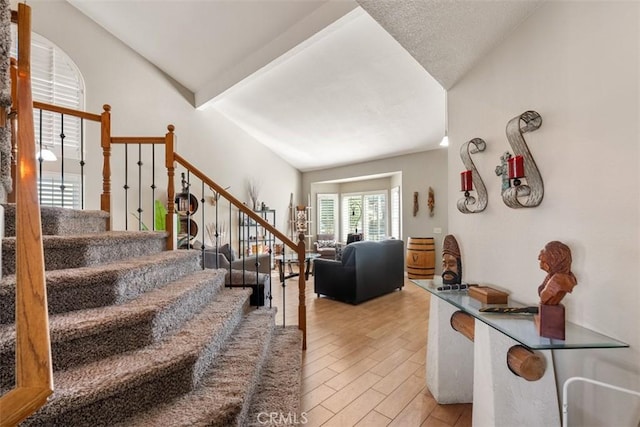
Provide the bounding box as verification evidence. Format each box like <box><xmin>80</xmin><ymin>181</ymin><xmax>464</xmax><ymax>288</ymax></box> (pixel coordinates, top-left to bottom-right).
<box><xmin>303</xmin><ymin>149</ymin><xmax>448</xmax><ymax>272</ymax></box>
<box><xmin>26</xmin><ymin>1</ymin><xmax>300</xmax><ymax>236</ymax></box>
<box><xmin>448</xmin><ymin>2</ymin><xmax>639</xmax><ymax>425</ymax></box>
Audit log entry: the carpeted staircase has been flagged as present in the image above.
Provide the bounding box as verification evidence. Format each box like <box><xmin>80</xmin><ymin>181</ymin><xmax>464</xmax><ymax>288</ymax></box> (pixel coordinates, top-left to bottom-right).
<box><xmin>0</xmin><ymin>205</ymin><xmax>303</xmax><ymax>426</ymax></box>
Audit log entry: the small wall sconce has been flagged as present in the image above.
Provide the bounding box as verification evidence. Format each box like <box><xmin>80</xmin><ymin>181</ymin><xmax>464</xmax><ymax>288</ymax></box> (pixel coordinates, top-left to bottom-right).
<box><xmin>457</xmin><ymin>138</ymin><xmax>487</xmax><ymax>214</ymax></box>
<box><xmin>495</xmin><ymin>110</ymin><xmax>544</xmax><ymax>209</ymax></box>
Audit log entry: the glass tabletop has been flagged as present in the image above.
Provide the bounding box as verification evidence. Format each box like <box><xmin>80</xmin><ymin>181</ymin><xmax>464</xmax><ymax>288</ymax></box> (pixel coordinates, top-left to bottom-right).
<box><xmin>275</xmin><ymin>252</ymin><xmax>321</xmax><ymax>262</ymax></box>
<box><xmin>411</xmin><ymin>277</ymin><xmax>629</xmax><ymax>350</ymax></box>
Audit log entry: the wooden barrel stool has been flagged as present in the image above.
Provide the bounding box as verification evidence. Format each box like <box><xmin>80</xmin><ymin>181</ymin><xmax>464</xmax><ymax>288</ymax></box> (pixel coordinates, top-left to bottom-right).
<box><xmin>406</xmin><ymin>237</ymin><xmax>435</xmax><ymax>279</ymax></box>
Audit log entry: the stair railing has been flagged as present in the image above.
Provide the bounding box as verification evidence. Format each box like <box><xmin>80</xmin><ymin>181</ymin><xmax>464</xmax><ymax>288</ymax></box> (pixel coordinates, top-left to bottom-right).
<box><xmin>171</xmin><ymin>153</ymin><xmax>308</xmax><ymax>349</ymax></box>
<box><xmin>0</xmin><ymin>4</ymin><xmax>54</xmax><ymax>425</ymax></box>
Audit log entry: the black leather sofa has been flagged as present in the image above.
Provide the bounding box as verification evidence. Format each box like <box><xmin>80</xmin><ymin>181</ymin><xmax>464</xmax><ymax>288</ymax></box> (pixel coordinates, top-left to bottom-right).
<box><xmin>313</xmin><ymin>239</ymin><xmax>404</xmax><ymax>304</ymax></box>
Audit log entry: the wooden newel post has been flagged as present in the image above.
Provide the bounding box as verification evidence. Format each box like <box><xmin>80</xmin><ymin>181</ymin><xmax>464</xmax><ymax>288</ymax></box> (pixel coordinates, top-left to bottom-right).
<box><xmin>165</xmin><ymin>124</ymin><xmax>176</xmax><ymax>250</ymax></box>
<box><xmin>506</xmin><ymin>345</ymin><xmax>546</xmax><ymax>381</ymax></box>
<box><xmin>100</xmin><ymin>104</ymin><xmax>112</xmax><ymax>230</ymax></box>
<box><xmin>450</xmin><ymin>310</ymin><xmax>475</xmax><ymax>341</ymax></box>
<box><xmin>297</xmin><ymin>232</ymin><xmax>307</xmax><ymax>350</ymax></box>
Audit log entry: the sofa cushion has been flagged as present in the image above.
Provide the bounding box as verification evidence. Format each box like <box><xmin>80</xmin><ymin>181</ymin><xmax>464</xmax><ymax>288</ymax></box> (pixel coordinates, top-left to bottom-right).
<box><xmin>316</xmin><ymin>239</ymin><xmax>336</xmax><ymax>248</ymax></box>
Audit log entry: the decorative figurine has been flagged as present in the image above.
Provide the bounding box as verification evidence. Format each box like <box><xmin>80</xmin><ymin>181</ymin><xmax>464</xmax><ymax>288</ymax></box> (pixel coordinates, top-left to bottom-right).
<box><xmin>535</xmin><ymin>241</ymin><xmax>577</xmax><ymax>339</ymax></box>
<box><xmin>442</xmin><ymin>235</ymin><xmax>462</xmax><ymax>285</ymax></box>
<box><xmin>428</xmin><ymin>187</ymin><xmax>435</xmax><ymax>217</ymax></box>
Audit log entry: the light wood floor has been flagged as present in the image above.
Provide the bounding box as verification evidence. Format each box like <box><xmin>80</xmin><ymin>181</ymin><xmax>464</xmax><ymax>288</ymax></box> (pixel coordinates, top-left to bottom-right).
<box><xmin>269</xmin><ymin>272</ymin><xmax>472</xmax><ymax>427</ymax></box>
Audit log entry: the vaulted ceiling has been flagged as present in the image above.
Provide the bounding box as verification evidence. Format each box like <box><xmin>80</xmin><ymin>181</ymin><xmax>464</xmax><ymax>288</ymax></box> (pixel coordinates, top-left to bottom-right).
<box><xmin>67</xmin><ymin>0</ymin><xmax>542</xmax><ymax>172</ymax></box>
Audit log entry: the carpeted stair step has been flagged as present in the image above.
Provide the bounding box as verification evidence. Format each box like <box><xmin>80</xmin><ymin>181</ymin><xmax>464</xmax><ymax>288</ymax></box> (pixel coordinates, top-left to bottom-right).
<box><xmin>115</xmin><ymin>308</ymin><xmax>278</xmax><ymax>427</ymax></box>
<box><xmin>0</xmin><ymin>269</ymin><xmax>227</xmax><ymax>392</ymax></box>
<box><xmin>2</xmin><ymin>230</ymin><xmax>167</xmax><ymax>275</ymax></box>
<box><xmin>246</xmin><ymin>326</ymin><xmax>303</xmax><ymax>426</ymax></box>
<box><xmin>0</xmin><ymin>250</ymin><xmax>202</xmax><ymax>324</ymax></box>
<box><xmin>22</xmin><ymin>286</ymin><xmax>254</xmax><ymax>427</ymax></box>
<box><xmin>2</xmin><ymin>204</ymin><xmax>110</xmax><ymax>236</ymax></box>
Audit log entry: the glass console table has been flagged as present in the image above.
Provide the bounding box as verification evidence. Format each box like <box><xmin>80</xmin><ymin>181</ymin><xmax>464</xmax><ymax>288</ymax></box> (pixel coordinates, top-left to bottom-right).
<box><xmin>412</xmin><ymin>277</ymin><xmax>629</xmax><ymax>426</ymax></box>
<box><xmin>411</xmin><ymin>278</ymin><xmax>628</xmax><ymax>350</ymax></box>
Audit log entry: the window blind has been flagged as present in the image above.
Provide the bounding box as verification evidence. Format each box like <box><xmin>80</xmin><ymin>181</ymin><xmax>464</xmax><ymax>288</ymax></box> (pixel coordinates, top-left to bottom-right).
<box><xmin>316</xmin><ymin>193</ymin><xmax>338</xmax><ymax>235</ymax></box>
<box><xmin>11</xmin><ymin>26</ymin><xmax>85</xmax><ymax>160</ymax></box>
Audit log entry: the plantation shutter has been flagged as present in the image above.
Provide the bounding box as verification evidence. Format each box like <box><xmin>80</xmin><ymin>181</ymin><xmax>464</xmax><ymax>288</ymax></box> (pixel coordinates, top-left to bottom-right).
<box><xmin>391</xmin><ymin>186</ymin><xmax>400</xmax><ymax>239</ymax></box>
<box><xmin>11</xmin><ymin>26</ymin><xmax>84</xmax><ymax>159</ymax></box>
<box><xmin>38</xmin><ymin>172</ymin><xmax>82</xmax><ymax>209</ymax></box>
<box><xmin>316</xmin><ymin>193</ymin><xmax>338</xmax><ymax>235</ymax></box>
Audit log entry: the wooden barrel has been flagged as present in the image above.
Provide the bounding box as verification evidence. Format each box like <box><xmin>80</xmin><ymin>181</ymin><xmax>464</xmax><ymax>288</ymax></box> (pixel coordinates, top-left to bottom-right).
<box><xmin>406</xmin><ymin>237</ymin><xmax>435</xmax><ymax>279</ymax></box>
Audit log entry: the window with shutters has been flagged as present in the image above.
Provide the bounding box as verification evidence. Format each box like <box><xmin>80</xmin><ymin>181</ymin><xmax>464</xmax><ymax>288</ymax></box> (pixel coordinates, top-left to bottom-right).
<box><xmin>11</xmin><ymin>25</ymin><xmax>85</xmax><ymax>209</ymax></box>
<box><xmin>11</xmin><ymin>25</ymin><xmax>85</xmax><ymax>161</ymax></box>
<box><xmin>316</xmin><ymin>193</ymin><xmax>338</xmax><ymax>235</ymax></box>
<box><xmin>341</xmin><ymin>192</ymin><xmax>387</xmax><ymax>242</ymax></box>
<box><xmin>391</xmin><ymin>186</ymin><xmax>400</xmax><ymax>239</ymax></box>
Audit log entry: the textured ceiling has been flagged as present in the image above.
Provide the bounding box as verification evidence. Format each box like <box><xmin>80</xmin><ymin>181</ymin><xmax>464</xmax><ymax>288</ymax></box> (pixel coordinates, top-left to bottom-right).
<box><xmin>358</xmin><ymin>0</ymin><xmax>543</xmax><ymax>89</ymax></box>
<box><xmin>65</xmin><ymin>0</ymin><xmax>542</xmax><ymax>172</ymax></box>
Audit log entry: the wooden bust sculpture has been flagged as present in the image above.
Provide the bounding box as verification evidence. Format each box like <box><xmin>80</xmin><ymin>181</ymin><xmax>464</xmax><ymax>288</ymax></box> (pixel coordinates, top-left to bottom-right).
<box><xmin>535</xmin><ymin>241</ymin><xmax>577</xmax><ymax>339</ymax></box>
<box><xmin>442</xmin><ymin>235</ymin><xmax>462</xmax><ymax>285</ymax></box>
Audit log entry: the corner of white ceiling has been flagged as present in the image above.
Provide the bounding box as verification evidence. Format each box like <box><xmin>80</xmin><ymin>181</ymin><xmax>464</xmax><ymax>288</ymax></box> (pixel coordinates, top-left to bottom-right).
<box><xmin>196</xmin><ymin>1</ymin><xmax>359</xmax><ymax>109</ymax></box>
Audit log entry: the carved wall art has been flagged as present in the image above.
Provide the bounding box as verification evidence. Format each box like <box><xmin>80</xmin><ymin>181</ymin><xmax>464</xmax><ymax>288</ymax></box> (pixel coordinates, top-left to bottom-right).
<box><xmin>413</xmin><ymin>191</ymin><xmax>419</xmax><ymax>217</ymax></box>
<box><xmin>428</xmin><ymin>187</ymin><xmax>435</xmax><ymax>217</ymax></box>
<box><xmin>457</xmin><ymin>138</ymin><xmax>487</xmax><ymax>214</ymax></box>
<box><xmin>495</xmin><ymin>110</ymin><xmax>544</xmax><ymax>208</ymax></box>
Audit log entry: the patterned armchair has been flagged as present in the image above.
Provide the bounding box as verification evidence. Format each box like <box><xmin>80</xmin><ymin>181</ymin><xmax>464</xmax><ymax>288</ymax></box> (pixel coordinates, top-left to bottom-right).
<box><xmin>314</xmin><ymin>233</ymin><xmax>337</xmax><ymax>260</ymax></box>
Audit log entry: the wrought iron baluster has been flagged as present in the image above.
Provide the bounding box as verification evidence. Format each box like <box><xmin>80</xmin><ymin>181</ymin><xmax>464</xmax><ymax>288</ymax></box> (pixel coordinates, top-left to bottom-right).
<box><xmin>200</xmin><ymin>180</ymin><xmax>205</xmax><ymax>269</ymax></box>
<box><xmin>59</xmin><ymin>114</ymin><xmax>65</xmax><ymax>208</ymax></box>
<box><xmin>80</xmin><ymin>118</ymin><xmax>85</xmax><ymax>209</ymax></box>
<box><xmin>37</xmin><ymin>109</ymin><xmax>42</xmax><ymax>204</ymax></box>
<box><xmin>150</xmin><ymin>144</ymin><xmax>156</xmax><ymax>230</ymax></box>
<box><xmin>137</xmin><ymin>143</ymin><xmax>143</xmax><ymax>230</ymax></box>
<box><xmin>124</xmin><ymin>144</ymin><xmax>129</xmax><ymax>229</ymax></box>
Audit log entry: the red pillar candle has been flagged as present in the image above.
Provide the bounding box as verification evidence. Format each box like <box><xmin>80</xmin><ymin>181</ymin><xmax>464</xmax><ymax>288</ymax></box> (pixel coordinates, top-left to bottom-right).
<box><xmin>508</xmin><ymin>155</ymin><xmax>525</xmax><ymax>179</ymax></box>
<box><xmin>460</xmin><ymin>170</ymin><xmax>473</xmax><ymax>191</ymax></box>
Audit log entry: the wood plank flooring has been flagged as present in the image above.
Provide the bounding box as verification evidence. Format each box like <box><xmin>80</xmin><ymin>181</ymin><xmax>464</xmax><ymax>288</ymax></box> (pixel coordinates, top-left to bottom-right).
<box><xmin>269</xmin><ymin>272</ymin><xmax>472</xmax><ymax>427</ymax></box>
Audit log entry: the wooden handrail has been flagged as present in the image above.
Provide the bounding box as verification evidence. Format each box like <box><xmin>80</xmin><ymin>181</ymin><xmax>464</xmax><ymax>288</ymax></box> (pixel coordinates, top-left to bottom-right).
<box><xmin>111</xmin><ymin>136</ymin><xmax>166</xmax><ymax>144</ymax></box>
<box><xmin>31</xmin><ymin>101</ymin><xmax>101</xmax><ymax>122</ymax></box>
<box><xmin>0</xmin><ymin>4</ymin><xmax>54</xmax><ymax>425</ymax></box>
<box><xmin>173</xmin><ymin>153</ymin><xmax>296</xmax><ymax>249</ymax></box>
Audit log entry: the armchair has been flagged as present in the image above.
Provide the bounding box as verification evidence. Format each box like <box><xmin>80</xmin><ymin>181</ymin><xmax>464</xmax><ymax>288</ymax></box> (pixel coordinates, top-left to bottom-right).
<box><xmin>314</xmin><ymin>233</ymin><xmax>337</xmax><ymax>260</ymax></box>
<box><xmin>203</xmin><ymin>244</ymin><xmax>271</xmax><ymax>275</ymax></box>
<box><xmin>314</xmin><ymin>239</ymin><xmax>404</xmax><ymax>304</ymax></box>
<box><xmin>203</xmin><ymin>244</ymin><xmax>271</xmax><ymax>306</ymax></box>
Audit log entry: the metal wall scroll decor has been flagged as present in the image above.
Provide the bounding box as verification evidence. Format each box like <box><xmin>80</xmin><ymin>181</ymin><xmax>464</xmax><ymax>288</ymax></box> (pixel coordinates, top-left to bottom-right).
<box><xmin>495</xmin><ymin>110</ymin><xmax>544</xmax><ymax>208</ymax></box>
<box><xmin>457</xmin><ymin>138</ymin><xmax>488</xmax><ymax>214</ymax></box>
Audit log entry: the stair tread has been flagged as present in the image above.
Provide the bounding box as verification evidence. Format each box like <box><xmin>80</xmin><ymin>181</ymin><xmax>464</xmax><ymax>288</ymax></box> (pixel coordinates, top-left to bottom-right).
<box><xmin>2</xmin><ymin>231</ymin><xmax>169</xmax><ymax>275</ymax></box>
<box><xmin>0</xmin><ymin>250</ymin><xmax>200</xmax><ymax>290</ymax></box>
<box><xmin>0</xmin><ymin>250</ymin><xmax>203</xmax><ymax>323</ymax></box>
<box><xmin>119</xmin><ymin>308</ymin><xmax>277</xmax><ymax>427</ymax></box>
<box><xmin>2</xmin><ymin>230</ymin><xmax>167</xmax><ymax>247</ymax></box>
<box><xmin>0</xmin><ymin>269</ymin><xmax>225</xmax><ymax>350</ymax></box>
<box><xmin>28</xmin><ymin>287</ymin><xmax>254</xmax><ymax>423</ymax></box>
<box><xmin>247</xmin><ymin>326</ymin><xmax>303</xmax><ymax>426</ymax></box>
<box><xmin>2</xmin><ymin>204</ymin><xmax>110</xmax><ymax>236</ymax></box>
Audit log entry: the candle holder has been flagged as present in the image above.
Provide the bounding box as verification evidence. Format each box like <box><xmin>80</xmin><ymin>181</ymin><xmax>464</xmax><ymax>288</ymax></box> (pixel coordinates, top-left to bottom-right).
<box><xmin>457</xmin><ymin>138</ymin><xmax>487</xmax><ymax>214</ymax></box>
<box><xmin>495</xmin><ymin>110</ymin><xmax>544</xmax><ymax>209</ymax></box>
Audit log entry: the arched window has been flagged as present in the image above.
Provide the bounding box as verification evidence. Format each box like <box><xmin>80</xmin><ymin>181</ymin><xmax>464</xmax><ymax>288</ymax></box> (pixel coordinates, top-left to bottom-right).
<box><xmin>11</xmin><ymin>26</ymin><xmax>85</xmax><ymax>208</ymax></box>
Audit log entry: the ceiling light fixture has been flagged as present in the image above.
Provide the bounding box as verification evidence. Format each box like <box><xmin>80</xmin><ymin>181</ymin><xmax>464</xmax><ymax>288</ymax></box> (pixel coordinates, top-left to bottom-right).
<box><xmin>440</xmin><ymin>89</ymin><xmax>449</xmax><ymax>147</ymax></box>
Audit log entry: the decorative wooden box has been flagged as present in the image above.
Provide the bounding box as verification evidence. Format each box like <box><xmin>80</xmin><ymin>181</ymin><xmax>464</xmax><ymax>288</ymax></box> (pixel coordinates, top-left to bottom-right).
<box><xmin>468</xmin><ymin>286</ymin><xmax>509</xmax><ymax>304</ymax></box>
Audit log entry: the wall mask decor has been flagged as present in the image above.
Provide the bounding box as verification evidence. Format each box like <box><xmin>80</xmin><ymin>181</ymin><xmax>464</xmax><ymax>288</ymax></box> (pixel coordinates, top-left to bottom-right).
<box><xmin>495</xmin><ymin>110</ymin><xmax>544</xmax><ymax>208</ymax></box>
<box><xmin>413</xmin><ymin>191</ymin><xmax>419</xmax><ymax>216</ymax></box>
<box><xmin>428</xmin><ymin>187</ymin><xmax>435</xmax><ymax>217</ymax></box>
<box><xmin>457</xmin><ymin>138</ymin><xmax>488</xmax><ymax>214</ymax></box>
